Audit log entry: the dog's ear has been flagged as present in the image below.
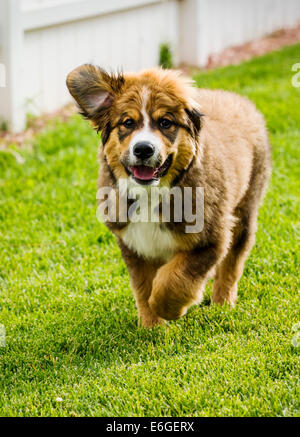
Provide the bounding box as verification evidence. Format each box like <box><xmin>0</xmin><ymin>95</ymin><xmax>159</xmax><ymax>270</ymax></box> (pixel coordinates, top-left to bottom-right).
<box><xmin>66</xmin><ymin>64</ymin><xmax>124</xmax><ymax>128</ymax></box>
<box><xmin>185</xmin><ymin>107</ymin><xmax>204</xmax><ymax>138</ymax></box>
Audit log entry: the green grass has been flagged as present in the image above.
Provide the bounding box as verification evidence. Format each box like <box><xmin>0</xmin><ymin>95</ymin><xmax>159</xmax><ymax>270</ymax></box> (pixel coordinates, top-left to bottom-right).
<box><xmin>0</xmin><ymin>44</ymin><xmax>299</xmax><ymax>417</ymax></box>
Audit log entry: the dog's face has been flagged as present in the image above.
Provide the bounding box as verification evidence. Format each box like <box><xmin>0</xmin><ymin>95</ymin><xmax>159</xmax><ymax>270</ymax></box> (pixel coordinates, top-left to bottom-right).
<box><xmin>67</xmin><ymin>65</ymin><xmax>202</xmax><ymax>186</ymax></box>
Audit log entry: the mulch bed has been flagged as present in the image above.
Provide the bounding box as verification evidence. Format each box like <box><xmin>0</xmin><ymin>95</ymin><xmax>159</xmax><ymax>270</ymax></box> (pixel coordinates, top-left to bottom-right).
<box><xmin>205</xmin><ymin>23</ymin><xmax>300</xmax><ymax>69</ymax></box>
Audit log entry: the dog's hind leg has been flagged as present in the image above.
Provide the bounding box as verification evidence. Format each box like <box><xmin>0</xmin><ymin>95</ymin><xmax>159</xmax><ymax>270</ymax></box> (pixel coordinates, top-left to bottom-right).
<box><xmin>212</xmin><ymin>212</ymin><xmax>257</xmax><ymax>306</ymax></box>
<box><xmin>212</xmin><ymin>146</ymin><xmax>271</xmax><ymax>306</ymax></box>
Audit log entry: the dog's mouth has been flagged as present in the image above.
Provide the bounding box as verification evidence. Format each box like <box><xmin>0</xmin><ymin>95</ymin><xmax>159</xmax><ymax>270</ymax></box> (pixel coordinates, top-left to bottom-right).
<box><xmin>129</xmin><ymin>155</ymin><xmax>173</xmax><ymax>185</ymax></box>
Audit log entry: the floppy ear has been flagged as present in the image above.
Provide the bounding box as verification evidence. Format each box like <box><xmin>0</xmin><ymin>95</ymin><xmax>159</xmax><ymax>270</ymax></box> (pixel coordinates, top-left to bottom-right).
<box><xmin>185</xmin><ymin>107</ymin><xmax>204</xmax><ymax>138</ymax></box>
<box><xmin>66</xmin><ymin>64</ymin><xmax>124</xmax><ymax>130</ymax></box>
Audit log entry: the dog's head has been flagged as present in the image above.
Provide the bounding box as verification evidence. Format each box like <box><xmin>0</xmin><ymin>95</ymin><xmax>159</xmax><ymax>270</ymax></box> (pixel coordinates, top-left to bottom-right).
<box><xmin>67</xmin><ymin>65</ymin><xmax>203</xmax><ymax>186</ymax></box>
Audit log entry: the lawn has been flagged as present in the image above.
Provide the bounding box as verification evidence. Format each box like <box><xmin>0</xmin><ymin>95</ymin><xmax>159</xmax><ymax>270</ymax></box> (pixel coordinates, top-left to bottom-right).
<box><xmin>0</xmin><ymin>44</ymin><xmax>299</xmax><ymax>417</ymax></box>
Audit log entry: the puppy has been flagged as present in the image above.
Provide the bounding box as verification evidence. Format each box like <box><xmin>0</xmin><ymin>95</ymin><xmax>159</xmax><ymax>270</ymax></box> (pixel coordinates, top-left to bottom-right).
<box><xmin>67</xmin><ymin>65</ymin><xmax>271</xmax><ymax>327</ymax></box>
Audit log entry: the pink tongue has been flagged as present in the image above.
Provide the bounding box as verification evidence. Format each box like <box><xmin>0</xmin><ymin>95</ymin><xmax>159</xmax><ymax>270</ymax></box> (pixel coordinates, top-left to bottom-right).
<box><xmin>131</xmin><ymin>166</ymin><xmax>157</xmax><ymax>180</ymax></box>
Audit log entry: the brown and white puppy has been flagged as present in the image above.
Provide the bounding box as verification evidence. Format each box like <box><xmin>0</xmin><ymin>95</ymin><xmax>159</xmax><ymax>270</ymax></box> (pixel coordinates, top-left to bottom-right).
<box><xmin>67</xmin><ymin>65</ymin><xmax>271</xmax><ymax>328</ymax></box>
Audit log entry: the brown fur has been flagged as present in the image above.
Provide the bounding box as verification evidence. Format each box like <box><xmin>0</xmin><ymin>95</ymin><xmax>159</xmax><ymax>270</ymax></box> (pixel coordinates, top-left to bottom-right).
<box><xmin>67</xmin><ymin>65</ymin><xmax>271</xmax><ymax>327</ymax></box>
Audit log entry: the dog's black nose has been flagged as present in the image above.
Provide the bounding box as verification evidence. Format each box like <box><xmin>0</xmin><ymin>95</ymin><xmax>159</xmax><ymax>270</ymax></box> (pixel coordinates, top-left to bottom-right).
<box><xmin>133</xmin><ymin>142</ymin><xmax>155</xmax><ymax>160</ymax></box>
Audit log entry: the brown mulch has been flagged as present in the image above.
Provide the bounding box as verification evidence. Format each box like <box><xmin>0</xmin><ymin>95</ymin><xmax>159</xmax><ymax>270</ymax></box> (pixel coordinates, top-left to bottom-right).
<box><xmin>205</xmin><ymin>23</ymin><xmax>300</xmax><ymax>69</ymax></box>
<box><xmin>180</xmin><ymin>24</ymin><xmax>300</xmax><ymax>74</ymax></box>
<box><xmin>1</xmin><ymin>24</ymin><xmax>300</xmax><ymax>149</ymax></box>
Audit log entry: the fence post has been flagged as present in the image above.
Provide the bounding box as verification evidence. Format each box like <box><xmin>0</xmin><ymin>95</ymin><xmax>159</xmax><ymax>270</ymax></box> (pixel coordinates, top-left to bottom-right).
<box><xmin>178</xmin><ymin>0</ymin><xmax>201</xmax><ymax>66</ymax></box>
<box><xmin>0</xmin><ymin>0</ymin><xmax>25</xmax><ymax>132</ymax></box>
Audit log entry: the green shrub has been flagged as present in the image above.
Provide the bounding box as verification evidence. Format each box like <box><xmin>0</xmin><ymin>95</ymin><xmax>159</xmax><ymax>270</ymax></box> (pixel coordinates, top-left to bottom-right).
<box><xmin>159</xmin><ymin>43</ymin><xmax>174</xmax><ymax>69</ymax></box>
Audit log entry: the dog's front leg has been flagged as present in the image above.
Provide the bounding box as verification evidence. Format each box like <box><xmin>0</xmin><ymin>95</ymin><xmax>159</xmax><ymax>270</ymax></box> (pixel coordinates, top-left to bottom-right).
<box><xmin>119</xmin><ymin>241</ymin><xmax>164</xmax><ymax>328</ymax></box>
<box><xmin>149</xmin><ymin>245</ymin><xmax>219</xmax><ymax>320</ymax></box>
<box><xmin>132</xmin><ymin>262</ymin><xmax>164</xmax><ymax>328</ymax></box>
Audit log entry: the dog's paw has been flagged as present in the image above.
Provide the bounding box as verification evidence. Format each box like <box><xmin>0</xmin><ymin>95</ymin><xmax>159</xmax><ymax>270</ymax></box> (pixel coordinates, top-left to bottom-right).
<box><xmin>148</xmin><ymin>293</ymin><xmax>187</xmax><ymax>321</ymax></box>
<box><xmin>137</xmin><ymin>304</ymin><xmax>164</xmax><ymax>328</ymax></box>
<box><xmin>149</xmin><ymin>267</ymin><xmax>189</xmax><ymax>320</ymax></box>
<box><xmin>211</xmin><ymin>283</ymin><xmax>237</xmax><ymax>307</ymax></box>
<box><xmin>139</xmin><ymin>315</ymin><xmax>164</xmax><ymax>328</ymax></box>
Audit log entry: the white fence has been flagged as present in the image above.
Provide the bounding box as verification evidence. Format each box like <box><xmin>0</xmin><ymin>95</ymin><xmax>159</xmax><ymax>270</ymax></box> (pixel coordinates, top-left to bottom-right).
<box><xmin>0</xmin><ymin>0</ymin><xmax>300</xmax><ymax>132</ymax></box>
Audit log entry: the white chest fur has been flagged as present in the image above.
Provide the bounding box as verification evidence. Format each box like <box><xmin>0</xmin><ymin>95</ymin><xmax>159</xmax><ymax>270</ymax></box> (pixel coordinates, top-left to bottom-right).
<box><xmin>122</xmin><ymin>221</ymin><xmax>177</xmax><ymax>262</ymax></box>
<box><xmin>119</xmin><ymin>177</ymin><xmax>178</xmax><ymax>262</ymax></box>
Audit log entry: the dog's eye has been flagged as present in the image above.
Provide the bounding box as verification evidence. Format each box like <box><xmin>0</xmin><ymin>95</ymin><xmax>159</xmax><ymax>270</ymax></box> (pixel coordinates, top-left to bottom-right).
<box><xmin>159</xmin><ymin>118</ymin><xmax>172</xmax><ymax>129</ymax></box>
<box><xmin>123</xmin><ymin>118</ymin><xmax>135</xmax><ymax>128</ymax></box>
